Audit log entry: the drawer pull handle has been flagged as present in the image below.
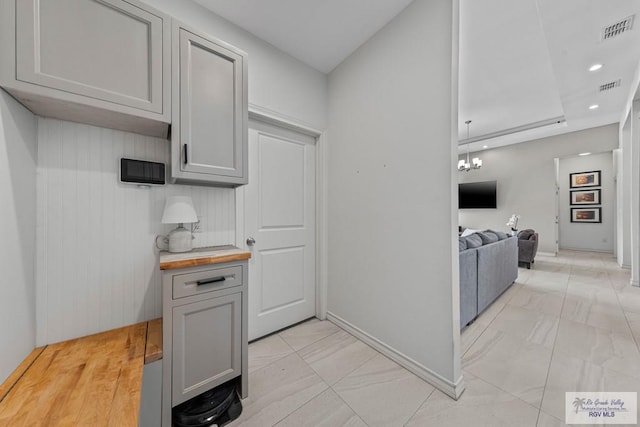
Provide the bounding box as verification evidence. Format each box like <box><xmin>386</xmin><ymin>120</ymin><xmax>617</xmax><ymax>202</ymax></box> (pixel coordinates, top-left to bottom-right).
<box><xmin>196</xmin><ymin>276</ymin><xmax>226</xmax><ymax>286</ymax></box>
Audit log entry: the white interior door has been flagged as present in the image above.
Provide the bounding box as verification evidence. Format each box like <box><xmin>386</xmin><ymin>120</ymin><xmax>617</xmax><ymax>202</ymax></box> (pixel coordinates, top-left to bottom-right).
<box><xmin>245</xmin><ymin>119</ymin><xmax>316</xmax><ymax>341</ymax></box>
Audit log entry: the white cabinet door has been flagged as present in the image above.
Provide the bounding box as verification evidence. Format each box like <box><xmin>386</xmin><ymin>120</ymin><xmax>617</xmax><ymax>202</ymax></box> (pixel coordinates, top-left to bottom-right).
<box><xmin>16</xmin><ymin>0</ymin><xmax>167</xmax><ymax>114</ymax></box>
<box><xmin>171</xmin><ymin>23</ymin><xmax>248</xmax><ymax>186</ymax></box>
<box><xmin>172</xmin><ymin>292</ymin><xmax>242</xmax><ymax>405</ymax></box>
<box><xmin>244</xmin><ymin>120</ymin><xmax>316</xmax><ymax>340</ymax></box>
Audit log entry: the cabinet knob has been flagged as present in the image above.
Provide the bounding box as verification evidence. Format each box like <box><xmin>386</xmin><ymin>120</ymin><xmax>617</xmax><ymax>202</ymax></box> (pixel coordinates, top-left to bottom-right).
<box><xmin>246</xmin><ymin>237</ymin><xmax>256</xmax><ymax>246</ymax></box>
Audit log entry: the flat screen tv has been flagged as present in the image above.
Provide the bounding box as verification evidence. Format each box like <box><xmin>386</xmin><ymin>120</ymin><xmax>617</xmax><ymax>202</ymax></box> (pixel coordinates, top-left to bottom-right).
<box><xmin>459</xmin><ymin>181</ymin><xmax>497</xmax><ymax>209</ymax></box>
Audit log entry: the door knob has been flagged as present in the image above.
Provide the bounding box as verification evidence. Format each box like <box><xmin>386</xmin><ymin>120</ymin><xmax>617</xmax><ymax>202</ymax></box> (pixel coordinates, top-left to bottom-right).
<box><xmin>246</xmin><ymin>237</ymin><xmax>256</xmax><ymax>246</ymax></box>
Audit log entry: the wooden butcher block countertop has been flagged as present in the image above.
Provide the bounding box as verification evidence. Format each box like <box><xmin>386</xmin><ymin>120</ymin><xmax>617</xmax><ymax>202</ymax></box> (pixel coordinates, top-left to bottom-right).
<box><xmin>159</xmin><ymin>245</ymin><xmax>251</xmax><ymax>270</ymax></box>
<box><xmin>0</xmin><ymin>319</ymin><xmax>163</xmax><ymax>426</ymax></box>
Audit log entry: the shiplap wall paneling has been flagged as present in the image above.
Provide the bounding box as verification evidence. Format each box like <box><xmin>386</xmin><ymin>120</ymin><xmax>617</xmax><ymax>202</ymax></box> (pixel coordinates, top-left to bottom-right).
<box><xmin>36</xmin><ymin>118</ymin><xmax>236</xmax><ymax>345</ymax></box>
<box><xmin>0</xmin><ymin>91</ymin><xmax>37</xmax><ymax>384</ymax></box>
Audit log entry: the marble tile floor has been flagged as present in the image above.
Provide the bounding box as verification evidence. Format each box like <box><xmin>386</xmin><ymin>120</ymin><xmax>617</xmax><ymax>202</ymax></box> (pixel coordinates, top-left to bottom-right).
<box><xmin>231</xmin><ymin>250</ymin><xmax>640</xmax><ymax>426</ymax></box>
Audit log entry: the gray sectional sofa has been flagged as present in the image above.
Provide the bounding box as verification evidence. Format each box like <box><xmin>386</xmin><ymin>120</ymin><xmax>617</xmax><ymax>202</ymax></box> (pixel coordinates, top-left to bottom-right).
<box><xmin>459</xmin><ymin>230</ymin><xmax>518</xmax><ymax>329</ymax></box>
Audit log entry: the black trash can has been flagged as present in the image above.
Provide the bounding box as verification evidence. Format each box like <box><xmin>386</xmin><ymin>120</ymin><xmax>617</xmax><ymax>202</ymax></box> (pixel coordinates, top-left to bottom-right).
<box><xmin>172</xmin><ymin>381</ymin><xmax>242</xmax><ymax>427</ymax></box>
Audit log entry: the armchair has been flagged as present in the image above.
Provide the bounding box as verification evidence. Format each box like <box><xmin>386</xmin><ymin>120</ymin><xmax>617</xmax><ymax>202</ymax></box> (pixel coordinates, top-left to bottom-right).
<box><xmin>517</xmin><ymin>229</ymin><xmax>538</xmax><ymax>269</ymax></box>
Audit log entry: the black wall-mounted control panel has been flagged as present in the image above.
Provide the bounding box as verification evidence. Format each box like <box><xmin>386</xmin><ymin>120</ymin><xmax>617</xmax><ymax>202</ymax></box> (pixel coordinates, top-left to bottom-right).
<box><xmin>120</xmin><ymin>158</ymin><xmax>166</xmax><ymax>185</ymax></box>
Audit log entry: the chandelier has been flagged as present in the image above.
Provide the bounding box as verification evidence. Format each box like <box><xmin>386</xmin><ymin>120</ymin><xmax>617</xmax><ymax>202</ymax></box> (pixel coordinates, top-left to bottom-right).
<box><xmin>458</xmin><ymin>120</ymin><xmax>482</xmax><ymax>172</ymax></box>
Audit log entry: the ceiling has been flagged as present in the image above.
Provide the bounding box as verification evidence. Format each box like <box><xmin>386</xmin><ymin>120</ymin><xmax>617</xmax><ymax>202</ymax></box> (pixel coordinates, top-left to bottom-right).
<box><xmin>194</xmin><ymin>0</ymin><xmax>640</xmax><ymax>152</ymax></box>
<box><xmin>459</xmin><ymin>0</ymin><xmax>640</xmax><ymax>152</ymax></box>
<box><xmin>192</xmin><ymin>0</ymin><xmax>414</xmax><ymax>73</ymax></box>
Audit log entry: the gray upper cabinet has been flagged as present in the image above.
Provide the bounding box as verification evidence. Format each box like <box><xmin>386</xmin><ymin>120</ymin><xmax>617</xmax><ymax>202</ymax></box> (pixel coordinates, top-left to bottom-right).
<box><xmin>170</xmin><ymin>22</ymin><xmax>248</xmax><ymax>187</ymax></box>
<box><xmin>0</xmin><ymin>0</ymin><xmax>171</xmax><ymax>138</ymax></box>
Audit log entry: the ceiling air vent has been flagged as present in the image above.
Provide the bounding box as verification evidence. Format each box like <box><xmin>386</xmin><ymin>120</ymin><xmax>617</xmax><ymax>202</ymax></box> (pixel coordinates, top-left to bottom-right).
<box><xmin>599</xmin><ymin>79</ymin><xmax>621</xmax><ymax>92</ymax></box>
<box><xmin>602</xmin><ymin>15</ymin><xmax>634</xmax><ymax>40</ymax></box>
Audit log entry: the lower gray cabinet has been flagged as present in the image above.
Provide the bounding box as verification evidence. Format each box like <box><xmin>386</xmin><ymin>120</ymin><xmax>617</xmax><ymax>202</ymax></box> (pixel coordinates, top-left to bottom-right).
<box><xmin>162</xmin><ymin>261</ymin><xmax>248</xmax><ymax>426</ymax></box>
<box><xmin>172</xmin><ymin>292</ymin><xmax>241</xmax><ymax>405</ymax></box>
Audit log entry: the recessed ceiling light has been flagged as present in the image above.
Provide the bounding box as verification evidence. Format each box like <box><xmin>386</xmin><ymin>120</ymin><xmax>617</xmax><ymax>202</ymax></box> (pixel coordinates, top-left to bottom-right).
<box><xmin>579</xmin><ymin>152</ymin><xmax>591</xmax><ymax>156</ymax></box>
<box><xmin>589</xmin><ymin>63</ymin><xmax>603</xmax><ymax>71</ymax></box>
<box><xmin>483</xmin><ymin>145</ymin><xmax>488</xmax><ymax>149</ymax></box>
<box><xmin>589</xmin><ymin>104</ymin><xmax>599</xmax><ymax>110</ymax></box>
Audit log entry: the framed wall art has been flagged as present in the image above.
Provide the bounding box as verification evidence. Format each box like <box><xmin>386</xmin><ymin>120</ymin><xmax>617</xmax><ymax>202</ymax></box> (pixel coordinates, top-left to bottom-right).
<box><xmin>569</xmin><ymin>170</ymin><xmax>601</xmax><ymax>188</ymax></box>
<box><xmin>570</xmin><ymin>207</ymin><xmax>601</xmax><ymax>223</ymax></box>
<box><xmin>570</xmin><ymin>189</ymin><xmax>601</xmax><ymax>205</ymax></box>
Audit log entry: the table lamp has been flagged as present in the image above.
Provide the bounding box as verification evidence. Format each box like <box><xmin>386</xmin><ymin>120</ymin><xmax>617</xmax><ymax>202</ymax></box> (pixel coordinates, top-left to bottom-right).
<box><xmin>161</xmin><ymin>196</ymin><xmax>198</xmax><ymax>253</ymax></box>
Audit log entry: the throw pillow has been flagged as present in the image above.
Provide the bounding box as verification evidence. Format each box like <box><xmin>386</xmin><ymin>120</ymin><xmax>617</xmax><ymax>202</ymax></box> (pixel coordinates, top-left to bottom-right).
<box><xmin>465</xmin><ymin>233</ymin><xmax>483</xmax><ymax>248</ymax></box>
<box><xmin>478</xmin><ymin>231</ymin><xmax>498</xmax><ymax>245</ymax></box>
<box><xmin>461</xmin><ymin>228</ymin><xmax>481</xmax><ymax>237</ymax></box>
<box><xmin>458</xmin><ymin>237</ymin><xmax>467</xmax><ymax>251</ymax></box>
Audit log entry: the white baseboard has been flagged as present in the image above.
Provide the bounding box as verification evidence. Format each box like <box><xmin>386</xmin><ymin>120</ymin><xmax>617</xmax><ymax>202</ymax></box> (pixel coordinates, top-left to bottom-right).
<box><xmin>326</xmin><ymin>311</ymin><xmax>465</xmax><ymax>400</ymax></box>
<box><xmin>537</xmin><ymin>251</ymin><xmax>556</xmax><ymax>257</ymax></box>
<box><xmin>559</xmin><ymin>247</ymin><xmax>614</xmax><ymax>254</ymax></box>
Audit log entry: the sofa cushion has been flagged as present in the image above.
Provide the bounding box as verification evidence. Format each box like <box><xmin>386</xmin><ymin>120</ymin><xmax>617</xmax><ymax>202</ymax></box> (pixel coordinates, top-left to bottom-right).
<box><xmin>458</xmin><ymin>237</ymin><xmax>468</xmax><ymax>251</ymax></box>
<box><xmin>478</xmin><ymin>231</ymin><xmax>499</xmax><ymax>245</ymax></box>
<box><xmin>465</xmin><ymin>233</ymin><xmax>483</xmax><ymax>248</ymax></box>
<box><xmin>490</xmin><ymin>230</ymin><xmax>508</xmax><ymax>240</ymax></box>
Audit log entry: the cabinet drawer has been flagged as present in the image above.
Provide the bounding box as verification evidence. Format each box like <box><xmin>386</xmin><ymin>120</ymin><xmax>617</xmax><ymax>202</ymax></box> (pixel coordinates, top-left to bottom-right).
<box><xmin>172</xmin><ymin>265</ymin><xmax>242</xmax><ymax>299</ymax></box>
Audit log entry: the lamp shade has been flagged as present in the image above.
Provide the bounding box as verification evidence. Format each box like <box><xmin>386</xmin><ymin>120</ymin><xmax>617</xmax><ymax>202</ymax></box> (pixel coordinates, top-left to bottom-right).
<box><xmin>161</xmin><ymin>196</ymin><xmax>198</xmax><ymax>224</ymax></box>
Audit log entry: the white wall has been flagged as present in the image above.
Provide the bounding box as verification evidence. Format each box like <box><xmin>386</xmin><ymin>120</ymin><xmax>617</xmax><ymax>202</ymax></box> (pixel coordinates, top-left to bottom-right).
<box><xmin>631</xmin><ymin>100</ymin><xmax>640</xmax><ymax>285</ymax></box>
<box><xmin>36</xmin><ymin>118</ymin><xmax>235</xmax><ymax>345</ymax></box>
<box><xmin>614</xmin><ymin>148</ymin><xmax>623</xmax><ymax>263</ymax></box>
<box><xmin>0</xmin><ymin>90</ymin><xmax>37</xmax><ymax>382</ymax></box>
<box><xmin>619</xmin><ymin>117</ymin><xmax>632</xmax><ymax>267</ymax></box>
<box><xmin>142</xmin><ymin>0</ymin><xmax>327</xmax><ymax>130</ymax></box>
<box><xmin>459</xmin><ymin>124</ymin><xmax>619</xmax><ymax>254</ymax></box>
<box><xmin>558</xmin><ymin>152</ymin><xmax>614</xmax><ymax>252</ymax></box>
<box><xmin>328</xmin><ymin>0</ymin><xmax>461</xmax><ymax>395</ymax></box>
